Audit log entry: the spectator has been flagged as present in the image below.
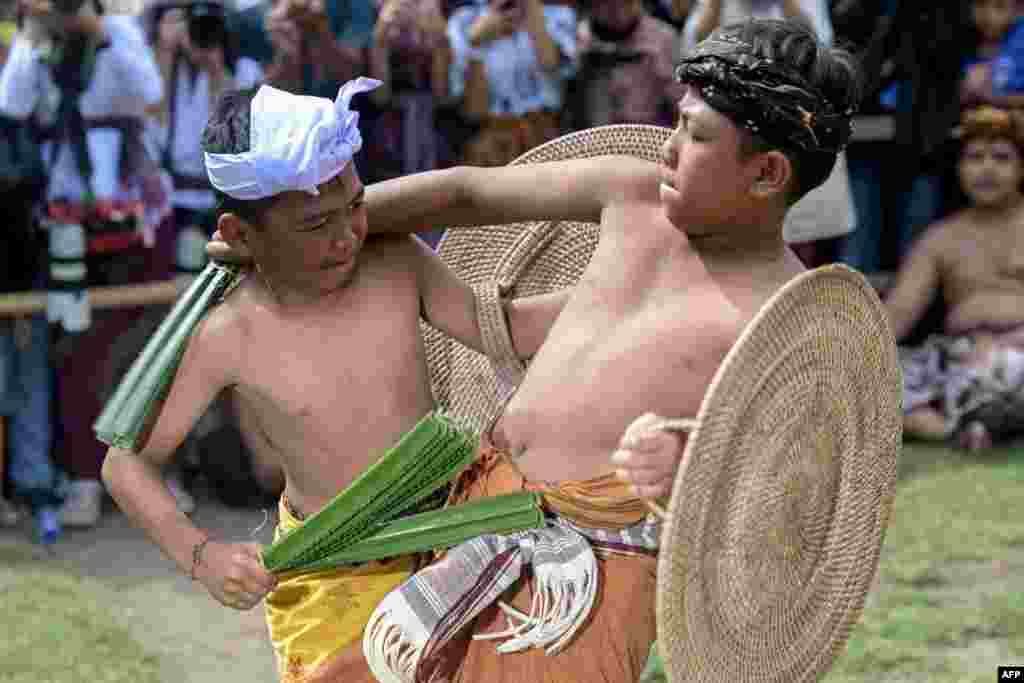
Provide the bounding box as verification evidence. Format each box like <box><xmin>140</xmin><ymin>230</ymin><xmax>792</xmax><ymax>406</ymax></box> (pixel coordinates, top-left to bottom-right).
<box><xmin>886</xmin><ymin>106</ymin><xmax>1024</xmax><ymax>452</ymax></box>
<box><xmin>646</xmin><ymin>0</ymin><xmax>691</xmax><ymax>30</ymax></box>
<box><xmin>569</xmin><ymin>0</ymin><xmax>682</xmax><ymax>130</ymax></box>
<box><xmin>447</xmin><ymin>0</ymin><xmax>577</xmax><ymax>166</ymax></box>
<box><xmin>681</xmin><ymin>0</ymin><xmax>831</xmax><ymax>53</ymax></box>
<box><xmin>261</xmin><ymin>0</ymin><xmax>375</xmax><ymax>98</ymax></box>
<box><xmin>0</xmin><ymin>0</ymin><xmax>63</xmax><ymax>542</ymax></box>
<box><xmin>143</xmin><ymin>0</ymin><xmax>263</xmax><ymax>259</ymax></box>
<box><xmin>361</xmin><ymin>0</ymin><xmax>452</xmax><ymax>182</ymax></box>
<box><xmin>962</xmin><ymin>0</ymin><xmax>1024</xmax><ymax>110</ymax></box>
<box><xmin>834</xmin><ymin>0</ymin><xmax>969</xmax><ymax>273</ymax></box>
<box><xmin>0</xmin><ymin>0</ymin><xmax>165</xmax><ymax>529</ymax></box>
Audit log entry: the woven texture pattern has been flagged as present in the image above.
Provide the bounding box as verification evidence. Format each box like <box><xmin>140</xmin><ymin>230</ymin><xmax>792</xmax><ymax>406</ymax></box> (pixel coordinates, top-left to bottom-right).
<box><xmin>656</xmin><ymin>264</ymin><xmax>903</xmax><ymax>683</ymax></box>
<box><xmin>422</xmin><ymin>124</ymin><xmax>672</xmax><ymax>433</ymax></box>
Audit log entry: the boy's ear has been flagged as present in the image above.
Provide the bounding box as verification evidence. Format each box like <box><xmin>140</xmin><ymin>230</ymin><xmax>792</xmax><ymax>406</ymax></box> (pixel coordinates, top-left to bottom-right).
<box><xmin>217</xmin><ymin>212</ymin><xmax>250</xmax><ymax>246</ymax></box>
<box><xmin>749</xmin><ymin>150</ymin><xmax>793</xmax><ymax>200</ymax></box>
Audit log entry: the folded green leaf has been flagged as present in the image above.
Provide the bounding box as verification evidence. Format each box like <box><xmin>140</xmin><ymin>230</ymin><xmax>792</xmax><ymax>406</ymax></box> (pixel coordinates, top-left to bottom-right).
<box><xmin>295</xmin><ymin>492</ymin><xmax>543</xmax><ymax>571</ymax></box>
<box><xmin>262</xmin><ymin>412</ymin><xmax>478</xmax><ymax>573</ymax></box>
<box><xmin>94</xmin><ymin>263</ymin><xmax>243</xmax><ymax>451</ymax></box>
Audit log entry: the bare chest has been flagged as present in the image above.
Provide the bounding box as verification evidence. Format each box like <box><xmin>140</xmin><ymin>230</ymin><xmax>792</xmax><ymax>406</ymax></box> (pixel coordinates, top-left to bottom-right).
<box><xmin>500</xmin><ymin>225</ymin><xmax>731</xmax><ymax>452</ymax></box>
<box><xmin>942</xmin><ymin>233</ymin><xmax>1024</xmax><ymax>300</ymax></box>
<box><xmin>233</xmin><ymin>264</ymin><xmax>430</xmax><ymax>452</ymax></box>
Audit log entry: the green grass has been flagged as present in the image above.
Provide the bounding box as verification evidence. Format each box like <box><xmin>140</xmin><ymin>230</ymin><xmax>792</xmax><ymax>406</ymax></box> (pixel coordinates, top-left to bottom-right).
<box><xmin>825</xmin><ymin>442</ymin><xmax>1024</xmax><ymax>682</ymax></box>
<box><xmin>0</xmin><ymin>567</ymin><xmax>161</xmax><ymax>682</ymax></box>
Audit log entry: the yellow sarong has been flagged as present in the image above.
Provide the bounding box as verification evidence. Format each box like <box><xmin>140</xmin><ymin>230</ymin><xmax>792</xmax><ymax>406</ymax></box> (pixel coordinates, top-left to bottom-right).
<box><xmin>265</xmin><ymin>497</ymin><xmax>417</xmax><ymax>682</ymax></box>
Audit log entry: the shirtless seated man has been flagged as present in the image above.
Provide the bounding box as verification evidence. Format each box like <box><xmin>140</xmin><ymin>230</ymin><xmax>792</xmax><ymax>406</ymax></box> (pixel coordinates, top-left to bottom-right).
<box><xmin>886</xmin><ymin>106</ymin><xmax>1024</xmax><ymax>452</ymax></box>
<box><xmin>100</xmin><ymin>78</ymin><xmax>565</xmax><ymax>683</ymax></box>
<box><xmin>211</xmin><ymin>18</ymin><xmax>862</xmax><ymax>683</ymax></box>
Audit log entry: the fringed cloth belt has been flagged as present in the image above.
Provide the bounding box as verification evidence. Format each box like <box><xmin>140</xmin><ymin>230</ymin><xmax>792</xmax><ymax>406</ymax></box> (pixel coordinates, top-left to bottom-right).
<box><xmin>363</xmin><ymin>445</ymin><xmax>662</xmax><ymax>683</ymax></box>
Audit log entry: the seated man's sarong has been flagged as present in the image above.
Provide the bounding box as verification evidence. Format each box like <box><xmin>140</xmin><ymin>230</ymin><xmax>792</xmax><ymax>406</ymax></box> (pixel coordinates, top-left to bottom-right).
<box><xmin>901</xmin><ymin>331</ymin><xmax>1024</xmax><ymax>439</ymax></box>
<box><xmin>363</xmin><ymin>444</ymin><xmax>661</xmax><ymax>683</ymax></box>
<box><xmin>265</xmin><ymin>496</ymin><xmax>418</xmax><ymax>683</ymax></box>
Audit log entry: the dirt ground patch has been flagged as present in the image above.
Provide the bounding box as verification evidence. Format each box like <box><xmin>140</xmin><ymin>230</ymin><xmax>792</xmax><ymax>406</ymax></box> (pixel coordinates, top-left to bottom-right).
<box><xmin>2</xmin><ymin>443</ymin><xmax>1022</xmax><ymax>682</ymax></box>
<box><xmin>0</xmin><ymin>488</ymin><xmax>277</xmax><ymax>683</ymax></box>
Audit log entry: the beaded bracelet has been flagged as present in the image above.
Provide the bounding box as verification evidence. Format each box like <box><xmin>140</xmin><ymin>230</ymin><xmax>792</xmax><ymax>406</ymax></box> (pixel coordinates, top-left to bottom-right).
<box><xmin>190</xmin><ymin>536</ymin><xmax>211</xmax><ymax>581</ymax></box>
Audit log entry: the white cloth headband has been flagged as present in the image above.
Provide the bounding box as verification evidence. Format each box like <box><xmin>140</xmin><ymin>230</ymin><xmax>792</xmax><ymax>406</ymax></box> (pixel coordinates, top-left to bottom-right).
<box><xmin>204</xmin><ymin>77</ymin><xmax>381</xmax><ymax>200</ymax></box>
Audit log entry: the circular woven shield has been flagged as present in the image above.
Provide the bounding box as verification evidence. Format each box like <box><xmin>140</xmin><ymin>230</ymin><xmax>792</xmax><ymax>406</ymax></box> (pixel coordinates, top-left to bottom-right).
<box><xmin>656</xmin><ymin>264</ymin><xmax>902</xmax><ymax>683</ymax></box>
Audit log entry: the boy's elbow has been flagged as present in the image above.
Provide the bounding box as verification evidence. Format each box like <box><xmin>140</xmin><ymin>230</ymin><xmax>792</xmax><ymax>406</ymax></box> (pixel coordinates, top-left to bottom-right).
<box><xmin>448</xmin><ymin>165</ymin><xmax>476</xmax><ymax>209</ymax></box>
<box><xmin>100</xmin><ymin>448</ymin><xmax>123</xmax><ymax>492</ymax></box>
<box><xmin>100</xmin><ymin>447</ymin><xmax>142</xmax><ymax>495</ymax></box>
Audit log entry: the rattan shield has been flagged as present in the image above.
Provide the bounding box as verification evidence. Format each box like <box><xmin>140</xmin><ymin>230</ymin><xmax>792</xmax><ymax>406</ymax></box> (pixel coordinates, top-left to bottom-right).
<box><xmin>423</xmin><ymin>124</ymin><xmax>672</xmax><ymax>434</ymax></box>
<box><xmin>655</xmin><ymin>263</ymin><xmax>902</xmax><ymax>682</ymax></box>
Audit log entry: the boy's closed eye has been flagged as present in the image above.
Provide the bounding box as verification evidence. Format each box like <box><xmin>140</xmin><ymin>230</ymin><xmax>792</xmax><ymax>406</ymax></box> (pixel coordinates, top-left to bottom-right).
<box><xmin>299</xmin><ymin>213</ymin><xmax>333</xmax><ymax>232</ymax></box>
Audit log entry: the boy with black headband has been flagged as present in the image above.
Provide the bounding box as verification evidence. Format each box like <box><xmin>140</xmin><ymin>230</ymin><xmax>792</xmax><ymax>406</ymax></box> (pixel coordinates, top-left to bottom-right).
<box><xmin>209</xmin><ymin>18</ymin><xmax>861</xmax><ymax>683</ymax></box>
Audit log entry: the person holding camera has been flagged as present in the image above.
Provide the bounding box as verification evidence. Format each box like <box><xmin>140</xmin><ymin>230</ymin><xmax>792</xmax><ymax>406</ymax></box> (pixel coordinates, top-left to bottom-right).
<box><xmin>447</xmin><ymin>0</ymin><xmax>578</xmax><ymax>167</ymax></box>
<box><xmin>0</xmin><ymin>0</ymin><xmax>166</xmax><ymax>530</ymax></box>
<box><xmin>681</xmin><ymin>0</ymin><xmax>831</xmax><ymax>52</ymax></box>
<box><xmin>144</xmin><ymin>0</ymin><xmax>262</xmax><ymax>264</ymax></box>
<box><xmin>569</xmin><ymin>0</ymin><xmax>682</xmax><ymax>131</ymax></box>
<box><xmin>261</xmin><ymin>0</ymin><xmax>375</xmax><ymax>98</ymax></box>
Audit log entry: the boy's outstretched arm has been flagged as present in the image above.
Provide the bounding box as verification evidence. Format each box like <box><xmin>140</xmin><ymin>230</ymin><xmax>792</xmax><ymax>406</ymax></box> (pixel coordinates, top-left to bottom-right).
<box><xmin>409</xmin><ymin>236</ymin><xmax>568</xmax><ymax>361</ymax></box>
<box><xmin>883</xmin><ymin>226</ymin><xmax>944</xmax><ymax>343</ymax></box>
<box><xmin>204</xmin><ymin>156</ymin><xmax>661</xmax><ymax>263</ymax></box>
<box><xmin>365</xmin><ymin>155</ymin><xmax>661</xmax><ymax>236</ymax></box>
<box><xmin>101</xmin><ymin>311</ymin><xmax>277</xmax><ymax>610</ymax></box>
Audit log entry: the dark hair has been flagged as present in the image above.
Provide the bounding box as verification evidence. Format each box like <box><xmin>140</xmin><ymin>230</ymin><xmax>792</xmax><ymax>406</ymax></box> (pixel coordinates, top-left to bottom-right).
<box><xmin>716</xmin><ymin>20</ymin><xmax>863</xmax><ymax>203</ymax></box>
<box><xmin>201</xmin><ymin>86</ymin><xmax>278</xmax><ymax>226</ymax></box>
<box><xmin>142</xmin><ymin>1</ymin><xmax>240</xmax><ymax>68</ymax></box>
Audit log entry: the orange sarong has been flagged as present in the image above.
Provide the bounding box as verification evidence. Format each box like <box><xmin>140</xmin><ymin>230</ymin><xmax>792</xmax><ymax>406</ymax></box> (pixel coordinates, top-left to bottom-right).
<box><xmin>437</xmin><ymin>445</ymin><xmax>660</xmax><ymax>683</ymax></box>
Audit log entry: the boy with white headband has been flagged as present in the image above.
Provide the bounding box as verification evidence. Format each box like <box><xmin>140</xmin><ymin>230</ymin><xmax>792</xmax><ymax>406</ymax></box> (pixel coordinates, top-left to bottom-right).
<box><xmin>101</xmin><ymin>76</ymin><xmax>566</xmax><ymax>682</ymax></box>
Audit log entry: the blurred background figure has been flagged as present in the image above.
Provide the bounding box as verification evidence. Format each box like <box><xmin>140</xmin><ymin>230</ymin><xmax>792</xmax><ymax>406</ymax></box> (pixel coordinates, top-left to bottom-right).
<box><xmin>567</xmin><ymin>0</ymin><xmax>681</xmax><ymax>131</ymax></box>
<box><xmin>141</xmin><ymin>0</ymin><xmax>262</xmax><ymax>274</ymax></box>
<box><xmin>962</xmin><ymin>0</ymin><xmax>1024</xmax><ymax>110</ymax></box>
<box><xmin>362</xmin><ymin>0</ymin><xmax>451</xmax><ymax>180</ymax></box>
<box><xmin>0</xmin><ymin>0</ymin><xmax>165</xmax><ymax>530</ymax></box>
<box><xmin>260</xmin><ymin>0</ymin><xmax>374</xmax><ymax>97</ymax></box>
<box><xmin>362</xmin><ymin>0</ymin><xmax>453</xmax><ymax>246</ymax></box>
<box><xmin>886</xmin><ymin>106</ymin><xmax>1024</xmax><ymax>454</ymax></box>
<box><xmin>446</xmin><ymin>0</ymin><xmax>577</xmax><ymax>166</ymax></box>
<box><xmin>681</xmin><ymin>0</ymin><xmax>831</xmax><ymax>52</ymax></box>
<box><xmin>0</xmin><ymin>0</ymin><xmax>63</xmax><ymax>544</ymax></box>
<box><xmin>833</xmin><ymin>0</ymin><xmax>970</xmax><ymax>274</ymax></box>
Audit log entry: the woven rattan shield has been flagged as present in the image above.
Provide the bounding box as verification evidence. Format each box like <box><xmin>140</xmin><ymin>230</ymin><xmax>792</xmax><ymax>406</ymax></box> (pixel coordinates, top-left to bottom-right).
<box><xmin>421</xmin><ymin>124</ymin><xmax>902</xmax><ymax>682</ymax></box>
<box><xmin>653</xmin><ymin>264</ymin><xmax>901</xmax><ymax>682</ymax></box>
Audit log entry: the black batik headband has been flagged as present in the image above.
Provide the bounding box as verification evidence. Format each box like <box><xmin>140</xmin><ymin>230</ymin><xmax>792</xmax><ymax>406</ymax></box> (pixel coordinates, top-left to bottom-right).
<box><xmin>674</xmin><ymin>36</ymin><xmax>856</xmax><ymax>154</ymax></box>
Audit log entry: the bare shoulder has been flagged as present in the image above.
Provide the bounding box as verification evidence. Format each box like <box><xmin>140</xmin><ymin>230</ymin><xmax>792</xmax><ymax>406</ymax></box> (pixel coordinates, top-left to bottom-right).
<box><xmin>915</xmin><ymin>213</ymin><xmax>967</xmax><ymax>255</ymax></box>
<box><xmin>681</xmin><ymin>293</ymin><xmax>746</xmax><ymax>365</ymax></box>
<box><xmin>186</xmin><ymin>275</ymin><xmax>255</xmax><ymax>377</ymax></box>
<box><xmin>359</xmin><ymin>233</ymin><xmax>425</xmax><ymax>269</ymax></box>
<box><xmin>590</xmin><ymin>155</ymin><xmax>662</xmax><ymax>204</ymax></box>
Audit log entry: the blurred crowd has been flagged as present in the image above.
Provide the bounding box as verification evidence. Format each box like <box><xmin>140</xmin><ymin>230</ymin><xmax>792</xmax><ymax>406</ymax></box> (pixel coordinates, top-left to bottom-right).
<box><xmin>1</xmin><ymin>0</ymin><xmax>1023</xmax><ymax>545</ymax></box>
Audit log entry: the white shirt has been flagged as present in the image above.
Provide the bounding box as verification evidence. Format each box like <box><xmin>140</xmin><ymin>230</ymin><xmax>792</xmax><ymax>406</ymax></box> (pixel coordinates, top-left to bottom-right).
<box><xmin>681</xmin><ymin>0</ymin><xmax>833</xmax><ymax>52</ymax></box>
<box><xmin>146</xmin><ymin>57</ymin><xmax>264</xmax><ymax>210</ymax></box>
<box><xmin>447</xmin><ymin>5</ymin><xmax>577</xmax><ymax>116</ymax></box>
<box><xmin>0</xmin><ymin>15</ymin><xmax>163</xmax><ymax>201</ymax></box>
